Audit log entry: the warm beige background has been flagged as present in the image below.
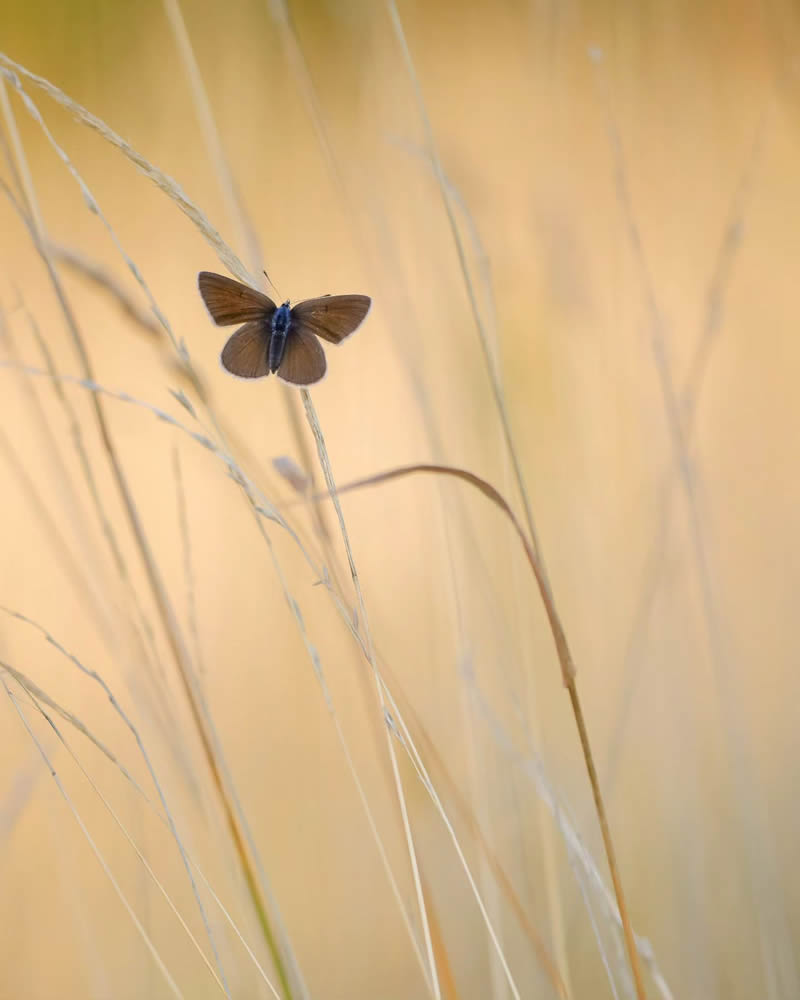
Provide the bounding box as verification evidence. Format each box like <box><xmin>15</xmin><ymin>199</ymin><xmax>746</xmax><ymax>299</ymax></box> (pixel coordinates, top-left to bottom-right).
<box><xmin>0</xmin><ymin>1</ymin><xmax>798</xmax><ymax>998</ymax></box>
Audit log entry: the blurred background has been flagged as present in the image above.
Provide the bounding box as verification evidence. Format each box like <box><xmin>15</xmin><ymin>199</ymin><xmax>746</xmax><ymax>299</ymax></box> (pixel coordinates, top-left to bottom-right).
<box><xmin>0</xmin><ymin>1</ymin><xmax>798</xmax><ymax>998</ymax></box>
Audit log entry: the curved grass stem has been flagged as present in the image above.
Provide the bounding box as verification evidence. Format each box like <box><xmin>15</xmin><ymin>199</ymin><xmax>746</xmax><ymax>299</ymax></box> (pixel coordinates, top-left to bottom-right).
<box><xmin>308</xmin><ymin>459</ymin><xmax>648</xmax><ymax>998</ymax></box>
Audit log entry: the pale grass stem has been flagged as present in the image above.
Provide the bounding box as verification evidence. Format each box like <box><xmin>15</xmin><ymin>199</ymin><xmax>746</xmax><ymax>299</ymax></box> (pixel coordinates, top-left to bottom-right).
<box><xmin>385</xmin><ymin>5</ymin><xmax>645</xmax><ymax>997</ymax></box>
<box><xmin>2</xmin><ymin>675</ymin><xmax>185</xmax><ymax>999</ymax></box>
<box><xmin>595</xmin><ymin>54</ymin><xmax>797</xmax><ymax>998</ymax></box>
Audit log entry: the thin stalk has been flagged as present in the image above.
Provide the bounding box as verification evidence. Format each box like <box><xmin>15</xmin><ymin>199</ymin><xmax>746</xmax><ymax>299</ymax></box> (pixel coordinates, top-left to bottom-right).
<box><xmin>2</xmin><ymin>677</ymin><xmax>185</xmax><ymax>999</ymax></box>
<box><xmin>300</xmin><ymin>390</ymin><xmax>443</xmax><ymax>1000</ymax></box>
<box><xmin>310</xmin><ymin>459</ymin><xmax>646</xmax><ymax>996</ymax></box>
<box><xmin>0</xmin><ymin>79</ymin><xmax>297</xmax><ymax>1000</ymax></box>
<box><xmin>385</xmin><ymin>7</ymin><xmax>646</xmax><ymax>996</ymax></box>
<box><xmin>382</xmin><ymin>8</ymin><xmax>586</xmax><ymax>994</ymax></box>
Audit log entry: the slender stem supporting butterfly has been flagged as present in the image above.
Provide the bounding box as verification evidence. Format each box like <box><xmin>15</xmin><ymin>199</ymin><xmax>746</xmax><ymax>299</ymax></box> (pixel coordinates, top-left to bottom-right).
<box><xmin>198</xmin><ymin>271</ymin><xmax>371</xmax><ymax>386</ymax></box>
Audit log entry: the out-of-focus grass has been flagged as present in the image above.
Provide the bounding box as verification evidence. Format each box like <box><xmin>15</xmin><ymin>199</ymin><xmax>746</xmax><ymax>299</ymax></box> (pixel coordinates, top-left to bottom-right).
<box><xmin>1</xmin><ymin>3</ymin><xmax>799</xmax><ymax>999</ymax></box>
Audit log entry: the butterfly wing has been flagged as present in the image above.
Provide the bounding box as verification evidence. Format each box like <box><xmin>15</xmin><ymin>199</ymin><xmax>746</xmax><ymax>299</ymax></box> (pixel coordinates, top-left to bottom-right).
<box><xmin>198</xmin><ymin>271</ymin><xmax>276</xmax><ymax>325</ymax></box>
<box><xmin>277</xmin><ymin>327</ymin><xmax>327</xmax><ymax>386</ymax></box>
<box><xmin>290</xmin><ymin>294</ymin><xmax>371</xmax><ymax>344</ymax></box>
<box><xmin>220</xmin><ymin>321</ymin><xmax>270</xmax><ymax>378</ymax></box>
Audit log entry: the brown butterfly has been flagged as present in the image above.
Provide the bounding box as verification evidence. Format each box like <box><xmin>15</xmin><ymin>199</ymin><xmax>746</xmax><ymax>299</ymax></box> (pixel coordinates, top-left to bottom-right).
<box><xmin>198</xmin><ymin>271</ymin><xmax>371</xmax><ymax>386</ymax></box>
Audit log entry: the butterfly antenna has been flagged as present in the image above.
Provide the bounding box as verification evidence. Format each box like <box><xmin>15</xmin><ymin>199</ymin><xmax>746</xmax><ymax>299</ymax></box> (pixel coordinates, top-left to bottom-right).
<box><xmin>263</xmin><ymin>268</ymin><xmax>282</xmax><ymax>301</ymax></box>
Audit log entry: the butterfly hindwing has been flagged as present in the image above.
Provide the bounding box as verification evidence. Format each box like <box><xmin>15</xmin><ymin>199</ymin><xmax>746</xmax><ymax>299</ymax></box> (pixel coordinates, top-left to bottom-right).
<box><xmin>277</xmin><ymin>327</ymin><xmax>327</xmax><ymax>385</ymax></box>
<box><xmin>220</xmin><ymin>320</ymin><xmax>271</xmax><ymax>378</ymax></box>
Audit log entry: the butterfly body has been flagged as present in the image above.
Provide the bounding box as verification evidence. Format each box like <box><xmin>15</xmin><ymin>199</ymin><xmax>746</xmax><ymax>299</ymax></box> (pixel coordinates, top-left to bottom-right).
<box><xmin>198</xmin><ymin>271</ymin><xmax>371</xmax><ymax>387</ymax></box>
<box><xmin>268</xmin><ymin>302</ymin><xmax>292</xmax><ymax>373</ymax></box>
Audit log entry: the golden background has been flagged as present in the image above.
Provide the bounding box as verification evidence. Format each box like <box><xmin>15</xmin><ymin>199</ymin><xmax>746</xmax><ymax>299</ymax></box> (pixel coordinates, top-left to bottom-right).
<box><xmin>0</xmin><ymin>1</ymin><xmax>798</xmax><ymax>998</ymax></box>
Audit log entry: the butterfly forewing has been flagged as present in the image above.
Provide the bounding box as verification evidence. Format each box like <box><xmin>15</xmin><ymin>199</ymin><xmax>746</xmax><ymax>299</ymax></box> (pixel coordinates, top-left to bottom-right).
<box><xmin>198</xmin><ymin>271</ymin><xmax>276</xmax><ymax>325</ymax></box>
<box><xmin>277</xmin><ymin>327</ymin><xmax>327</xmax><ymax>385</ymax></box>
<box><xmin>221</xmin><ymin>321</ymin><xmax>271</xmax><ymax>378</ymax></box>
<box><xmin>290</xmin><ymin>294</ymin><xmax>371</xmax><ymax>344</ymax></box>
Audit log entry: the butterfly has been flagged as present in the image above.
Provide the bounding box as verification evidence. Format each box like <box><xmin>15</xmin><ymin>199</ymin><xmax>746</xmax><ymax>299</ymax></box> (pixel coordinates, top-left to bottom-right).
<box><xmin>198</xmin><ymin>271</ymin><xmax>371</xmax><ymax>386</ymax></box>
